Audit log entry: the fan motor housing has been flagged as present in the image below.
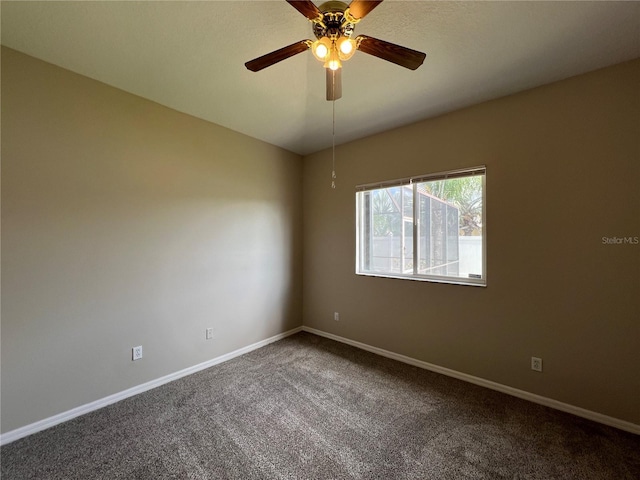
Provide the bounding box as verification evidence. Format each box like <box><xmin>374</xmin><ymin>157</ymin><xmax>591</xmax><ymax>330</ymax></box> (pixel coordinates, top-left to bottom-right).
<box><xmin>314</xmin><ymin>1</ymin><xmax>355</xmax><ymax>40</ymax></box>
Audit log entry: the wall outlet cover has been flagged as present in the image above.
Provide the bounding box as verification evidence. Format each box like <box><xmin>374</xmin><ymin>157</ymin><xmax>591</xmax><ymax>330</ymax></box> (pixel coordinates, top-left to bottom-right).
<box><xmin>531</xmin><ymin>356</ymin><xmax>542</xmax><ymax>372</ymax></box>
<box><xmin>132</xmin><ymin>346</ymin><xmax>143</xmax><ymax>361</ymax></box>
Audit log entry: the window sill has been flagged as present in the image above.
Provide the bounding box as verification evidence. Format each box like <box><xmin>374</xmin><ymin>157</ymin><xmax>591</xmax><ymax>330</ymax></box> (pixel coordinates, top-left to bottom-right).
<box><xmin>355</xmin><ymin>271</ymin><xmax>486</xmax><ymax>287</ymax></box>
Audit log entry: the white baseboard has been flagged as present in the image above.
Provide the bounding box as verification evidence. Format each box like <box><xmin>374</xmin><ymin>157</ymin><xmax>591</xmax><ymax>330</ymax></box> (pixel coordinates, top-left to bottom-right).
<box><xmin>0</xmin><ymin>326</ymin><xmax>303</xmax><ymax>446</ymax></box>
<box><xmin>302</xmin><ymin>326</ymin><xmax>640</xmax><ymax>435</ymax></box>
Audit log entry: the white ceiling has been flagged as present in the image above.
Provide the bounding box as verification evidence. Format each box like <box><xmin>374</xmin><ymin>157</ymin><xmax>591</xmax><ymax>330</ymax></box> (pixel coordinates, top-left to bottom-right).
<box><xmin>2</xmin><ymin>1</ymin><xmax>639</xmax><ymax>155</ymax></box>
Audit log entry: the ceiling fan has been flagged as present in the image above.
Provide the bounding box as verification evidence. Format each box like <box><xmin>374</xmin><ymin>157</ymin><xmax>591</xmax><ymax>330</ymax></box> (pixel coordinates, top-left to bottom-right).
<box><xmin>244</xmin><ymin>0</ymin><xmax>426</xmax><ymax>101</ymax></box>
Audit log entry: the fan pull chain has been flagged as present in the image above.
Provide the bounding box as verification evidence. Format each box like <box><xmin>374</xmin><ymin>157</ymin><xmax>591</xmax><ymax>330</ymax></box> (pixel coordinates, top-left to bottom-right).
<box><xmin>331</xmin><ymin>71</ymin><xmax>337</xmax><ymax>189</ymax></box>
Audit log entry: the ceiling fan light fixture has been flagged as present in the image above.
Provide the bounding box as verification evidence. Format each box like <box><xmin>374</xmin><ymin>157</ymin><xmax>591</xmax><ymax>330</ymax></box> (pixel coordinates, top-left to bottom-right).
<box><xmin>326</xmin><ymin>57</ymin><xmax>342</xmax><ymax>71</ymax></box>
<box><xmin>312</xmin><ymin>37</ymin><xmax>332</xmax><ymax>61</ymax></box>
<box><xmin>324</xmin><ymin>47</ymin><xmax>342</xmax><ymax>71</ymax></box>
<box><xmin>316</xmin><ymin>43</ymin><xmax>329</xmax><ymax>58</ymax></box>
<box><xmin>336</xmin><ymin>37</ymin><xmax>356</xmax><ymax>60</ymax></box>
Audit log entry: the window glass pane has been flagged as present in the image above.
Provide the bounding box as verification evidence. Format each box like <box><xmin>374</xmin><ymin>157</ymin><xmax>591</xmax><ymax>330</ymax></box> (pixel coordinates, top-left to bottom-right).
<box><xmin>370</xmin><ymin>187</ymin><xmax>403</xmax><ymax>274</ymax></box>
<box><xmin>417</xmin><ymin>174</ymin><xmax>483</xmax><ymax>279</ymax></box>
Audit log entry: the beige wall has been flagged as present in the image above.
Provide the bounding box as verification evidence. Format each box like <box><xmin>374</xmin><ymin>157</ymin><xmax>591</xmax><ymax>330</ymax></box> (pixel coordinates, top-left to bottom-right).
<box><xmin>303</xmin><ymin>59</ymin><xmax>640</xmax><ymax>424</ymax></box>
<box><xmin>1</xmin><ymin>47</ymin><xmax>302</xmax><ymax>433</ymax></box>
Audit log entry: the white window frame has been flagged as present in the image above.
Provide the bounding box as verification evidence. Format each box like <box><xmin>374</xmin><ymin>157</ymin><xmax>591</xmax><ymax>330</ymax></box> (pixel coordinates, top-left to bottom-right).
<box><xmin>355</xmin><ymin>166</ymin><xmax>486</xmax><ymax>287</ymax></box>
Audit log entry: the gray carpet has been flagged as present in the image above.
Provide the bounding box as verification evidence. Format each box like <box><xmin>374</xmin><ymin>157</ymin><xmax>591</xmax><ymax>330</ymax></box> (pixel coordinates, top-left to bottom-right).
<box><xmin>2</xmin><ymin>332</ymin><xmax>639</xmax><ymax>479</ymax></box>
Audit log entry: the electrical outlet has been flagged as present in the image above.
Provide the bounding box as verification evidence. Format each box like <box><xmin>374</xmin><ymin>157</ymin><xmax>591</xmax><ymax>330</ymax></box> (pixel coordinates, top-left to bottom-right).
<box><xmin>531</xmin><ymin>356</ymin><xmax>542</xmax><ymax>372</ymax></box>
<box><xmin>334</xmin><ymin>312</ymin><xmax>340</xmax><ymax>321</ymax></box>
<box><xmin>206</xmin><ymin>327</ymin><xmax>214</xmax><ymax>340</ymax></box>
<box><xmin>132</xmin><ymin>346</ymin><xmax>143</xmax><ymax>361</ymax></box>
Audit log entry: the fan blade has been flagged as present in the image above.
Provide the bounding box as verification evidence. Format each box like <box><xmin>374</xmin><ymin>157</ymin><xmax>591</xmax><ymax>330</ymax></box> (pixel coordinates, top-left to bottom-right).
<box><xmin>355</xmin><ymin>35</ymin><xmax>425</xmax><ymax>70</ymax></box>
<box><xmin>347</xmin><ymin>0</ymin><xmax>383</xmax><ymax>20</ymax></box>
<box><xmin>286</xmin><ymin>0</ymin><xmax>322</xmax><ymax>21</ymax></box>
<box><xmin>245</xmin><ymin>41</ymin><xmax>311</xmax><ymax>72</ymax></box>
<box><xmin>326</xmin><ymin>68</ymin><xmax>342</xmax><ymax>101</ymax></box>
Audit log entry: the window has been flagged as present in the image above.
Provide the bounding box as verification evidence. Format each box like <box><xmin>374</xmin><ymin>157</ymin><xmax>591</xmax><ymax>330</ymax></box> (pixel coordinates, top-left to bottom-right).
<box><xmin>356</xmin><ymin>166</ymin><xmax>486</xmax><ymax>286</ymax></box>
